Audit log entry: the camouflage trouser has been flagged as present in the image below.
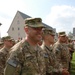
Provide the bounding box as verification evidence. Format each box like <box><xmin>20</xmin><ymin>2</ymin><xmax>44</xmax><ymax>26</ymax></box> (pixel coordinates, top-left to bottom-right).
<box><xmin>0</xmin><ymin>72</ymin><xmax>3</xmax><ymax>75</ymax></box>
<box><xmin>0</xmin><ymin>67</ymin><xmax>4</xmax><ymax>75</ymax></box>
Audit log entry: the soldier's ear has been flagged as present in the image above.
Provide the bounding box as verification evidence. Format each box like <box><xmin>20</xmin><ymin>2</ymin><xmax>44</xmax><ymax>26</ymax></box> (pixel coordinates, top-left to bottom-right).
<box><xmin>24</xmin><ymin>26</ymin><xmax>29</xmax><ymax>34</ymax></box>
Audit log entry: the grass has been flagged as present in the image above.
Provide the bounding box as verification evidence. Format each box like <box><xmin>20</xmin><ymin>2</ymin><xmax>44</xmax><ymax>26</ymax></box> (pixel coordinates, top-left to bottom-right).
<box><xmin>70</xmin><ymin>52</ymin><xmax>75</xmax><ymax>75</ymax></box>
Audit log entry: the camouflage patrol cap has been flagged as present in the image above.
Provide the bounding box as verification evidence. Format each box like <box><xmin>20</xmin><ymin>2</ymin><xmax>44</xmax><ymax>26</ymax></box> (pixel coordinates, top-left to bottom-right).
<box><xmin>1</xmin><ymin>36</ymin><xmax>13</xmax><ymax>41</ymax></box>
<box><xmin>42</xmin><ymin>27</ymin><xmax>55</xmax><ymax>35</ymax></box>
<box><xmin>25</xmin><ymin>18</ymin><xmax>44</xmax><ymax>28</ymax></box>
<box><xmin>58</xmin><ymin>31</ymin><xmax>66</xmax><ymax>36</ymax></box>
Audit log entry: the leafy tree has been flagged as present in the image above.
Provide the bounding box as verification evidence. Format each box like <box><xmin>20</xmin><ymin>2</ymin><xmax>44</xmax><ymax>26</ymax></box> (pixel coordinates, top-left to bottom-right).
<box><xmin>68</xmin><ymin>32</ymin><xmax>73</xmax><ymax>39</ymax></box>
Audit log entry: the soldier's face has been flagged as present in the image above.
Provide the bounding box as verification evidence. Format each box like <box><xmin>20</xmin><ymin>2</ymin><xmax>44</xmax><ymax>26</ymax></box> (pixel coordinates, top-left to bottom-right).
<box><xmin>50</xmin><ymin>34</ymin><xmax>55</xmax><ymax>44</ymax></box>
<box><xmin>46</xmin><ymin>34</ymin><xmax>55</xmax><ymax>44</ymax></box>
<box><xmin>25</xmin><ymin>26</ymin><xmax>43</xmax><ymax>42</ymax></box>
<box><xmin>59</xmin><ymin>36</ymin><xmax>66</xmax><ymax>43</ymax></box>
<box><xmin>4</xmin><ymin>40</ymin><xmax>13</xmax><ymax>48</ymax></box>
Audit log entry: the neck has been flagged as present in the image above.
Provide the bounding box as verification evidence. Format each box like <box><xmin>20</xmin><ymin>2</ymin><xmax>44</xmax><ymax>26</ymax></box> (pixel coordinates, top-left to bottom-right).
<box><xmin>25</xmin><ymin>37</ymin><xmax>38</xmax><ymax>47</ymax></box>
<box><xmin>43</xmin><ymin>40</ymin><xmax>52</xmax><ymax>47</ymax></box>
<box><xmin>58</xmin><ymin>40</ymin><xmax>66</xmax><ymax>44</ymax></box>
<box><xmin>4</xmin><ymin>45</ymin><xmax>11</xmax><ymax>50</ymax></box>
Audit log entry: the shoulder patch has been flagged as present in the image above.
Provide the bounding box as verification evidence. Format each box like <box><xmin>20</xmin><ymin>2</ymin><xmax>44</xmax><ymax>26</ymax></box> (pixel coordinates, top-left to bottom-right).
<box><xmin>7</xmin><ymin>59</ymin><xmax>19</xmax><ymax>67</ymax></box>
<box><xmin>43</xmin><ymin>53</ymin><xmax>48</xmax><ymax>58</ymax></box>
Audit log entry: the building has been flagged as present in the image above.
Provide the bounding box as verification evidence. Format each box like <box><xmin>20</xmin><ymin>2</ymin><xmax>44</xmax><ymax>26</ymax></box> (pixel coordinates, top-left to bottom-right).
<box><xmin>72</xmin><ymin>28</ymin><xmax>75</xmax><ymax>41</ymax></box>
<box><xmin>7</xmin><ymin>11</ymin><xmax>53</xmax><ymax>40</ymax></box>
<box><xmin>73</xmin><ymin>28</ymin><xmax>75</xmax><ymax>36</ymax></box>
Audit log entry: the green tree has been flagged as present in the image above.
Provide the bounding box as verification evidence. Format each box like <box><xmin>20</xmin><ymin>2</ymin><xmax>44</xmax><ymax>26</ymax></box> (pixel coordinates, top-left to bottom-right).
<box><xmin>68</xmin><ymin>32</ymin><xmax>73</xmax><ymax>39</ymax></box>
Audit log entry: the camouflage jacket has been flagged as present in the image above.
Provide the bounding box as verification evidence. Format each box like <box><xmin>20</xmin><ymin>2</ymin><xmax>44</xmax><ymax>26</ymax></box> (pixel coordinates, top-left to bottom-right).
<box><xmin>67</xmin><ymin>42</ymin><xmax>74</xmax><ymax>53</ymax></box>
<box><xmin>0</xmin><ymin>47</ymin><xmax>10</xmax><ymax>75</ymax></box>
<box><xmin>4</xmin><ymin>39</ymin><xmax>46</xmax><ymax>75</ymax></box>
<box><xmin>41</xmin><ymin>44</ymin><xmax>63</xmax><ymax>74</ymax></box>
<box><xmin>53</xmin><ymin>41</ymin><xmax>70</xmax><ymax>70</ymax></box>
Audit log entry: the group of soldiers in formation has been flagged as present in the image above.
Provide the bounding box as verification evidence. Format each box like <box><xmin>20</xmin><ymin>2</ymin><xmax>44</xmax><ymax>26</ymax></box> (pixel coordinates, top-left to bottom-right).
<box><xmin>0</xmin><ymin>17</ymin><xmax>75</xmax><ymax>75</ymax></box>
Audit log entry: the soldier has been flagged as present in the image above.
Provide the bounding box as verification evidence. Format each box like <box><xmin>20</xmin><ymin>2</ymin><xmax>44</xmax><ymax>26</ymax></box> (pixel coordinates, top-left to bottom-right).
<box><xmin>65</xmin><ymin>37</ymin><xmax>75</xmax><ymax>71</ymax></box>
<box><xmin>0</xmin><ymin>36</ymin><xmax>14</xmax><ymax>75</ymax></box>
<box><xmin>12</xmin><ymin>39</ymin><xmax>16</xmax><ymax>46</ymax></box>
<box><xmin>0</xmin><ymin>41</ymin><xmax>4</xmax><ymax>49</ymax></box>
<box><xmin>4</xmin><ymin>18</ymin><xmax>46</xmax><ymax>75</ymax></box>
<box><xmin>68</xmin><ymin>38</ymin><xmax>74</xmax><ymax>60</ymax></box>
<box><xmin>53</xmin><ymin>32</ymin><xmax>70</xmax><ymax>72</ymax></box>
<box><xmin>41</xmin><ymin>28</ymin><xmax>70</xmax><ymax>75</ymax></box>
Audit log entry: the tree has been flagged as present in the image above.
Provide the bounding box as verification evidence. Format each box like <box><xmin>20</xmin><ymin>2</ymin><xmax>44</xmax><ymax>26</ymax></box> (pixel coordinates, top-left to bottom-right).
<box><xmin>68</xmin><ymin>32</ymin><xmax>73</xmax><ymax>39</ymax></box>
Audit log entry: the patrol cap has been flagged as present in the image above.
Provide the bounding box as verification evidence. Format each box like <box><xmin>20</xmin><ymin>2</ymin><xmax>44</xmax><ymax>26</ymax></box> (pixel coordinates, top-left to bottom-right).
<box><xmin>58</xmin><ymin>31</ymin><xmax>66</xmax><ymax>36</ymax></box>
<box><xmin>1</xmin><ymin>36</ymin><xmax>13</xmax><ymax>42</ymax></box>
<box><xmin>42</xmin><ymin>27</ymin><xmax>55</xmax><ymax>35</ymax></box>
<box><xmin>25</xmin><ymin>18</ymin><xmax>44</xmax><ymax>28</ymax></box>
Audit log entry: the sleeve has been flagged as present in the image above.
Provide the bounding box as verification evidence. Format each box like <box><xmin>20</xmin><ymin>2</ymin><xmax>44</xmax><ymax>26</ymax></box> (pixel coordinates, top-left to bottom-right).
<box><xmin>4</xmin><ymin>44</ymin><xmax>23</xmax><ymax>75</ymax></box>
<box><xmin>55</xmin><ymin>47</ymin><xmax>62</xmax><ymax>64</ymax></box>
<box><xmin>4</xmin><ymin>53</ymin><xmax>23</xmax><ymax>75</ymax></box>
<box><xmin>0</xmin><ymin>52</ymin><xmax>6</xmax><ymax>74</ymax></box>
<box><xmin>4</xmin><ymin>64</ymin><xmax>16</xmax><ymax>75</ymax></box>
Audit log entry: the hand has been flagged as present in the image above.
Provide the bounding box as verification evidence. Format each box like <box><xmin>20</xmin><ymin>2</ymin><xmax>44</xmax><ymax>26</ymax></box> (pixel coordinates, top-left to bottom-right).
<box><xmin>68</xmin><ymin>48</ymin><xmax>72</xmax><ymax>51</ymax></box>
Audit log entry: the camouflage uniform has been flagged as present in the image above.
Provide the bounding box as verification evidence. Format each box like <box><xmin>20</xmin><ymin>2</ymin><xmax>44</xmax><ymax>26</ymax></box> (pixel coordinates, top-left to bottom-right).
<box><xmin>4</xmin><ymin>39</ymin><xmax>46</xmax><ymax>75</ymax></box>
<box><xmin>67</xmin><ymin>42</ymin><xmax>74</xmax><ymax>60</ymax></box>
<box><xmin>4</xmin><ymin>18</ymin><xmax>46</xmax><ymax>75</ymax></box>
<box><xmin>53</xmin><ymin>41</ymin><xmax>70</xmax><ymax>70</ymax></box>
<box><xmin>41</xmin><ymin>27</ymin><xmax>63</xmax><ymax>75</ymax></box>
<box><xmin>67</xmin><ymin>41</ymin><xmax>75</xmax><ymax>71</ymax></box>
<box><xmin>0</xmin><ymin>42</ymin><xmax>4</xmax><ymax>49</ymax></box>
<box><xmin>0</xmin><ymin>36</ymin><xmax>13</xmax><ymax>75</ymax></box>
<box><xmin>41</xmin><ymin>44</ymin><xmax>63</xmax><ymax>75</ymax></box>
<box><xmin>0</xmin><ymin>47</ymin><xmax>10</xmax><ymax>75</ymax></box>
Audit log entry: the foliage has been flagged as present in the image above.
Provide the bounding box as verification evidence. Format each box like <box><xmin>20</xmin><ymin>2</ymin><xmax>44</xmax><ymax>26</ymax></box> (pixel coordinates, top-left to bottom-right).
<box><xmin>68</xmin><ymin>32</ymin><xmax>73</xmax><ymax>39</ymax></box>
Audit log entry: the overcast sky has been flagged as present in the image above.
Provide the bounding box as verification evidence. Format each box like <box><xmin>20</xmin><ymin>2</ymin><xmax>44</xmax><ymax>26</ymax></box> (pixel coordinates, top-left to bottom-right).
<box><xmin>0</xmin><ymin>0</ymin><xmax>75</xmax><ymax>37</ymax></box>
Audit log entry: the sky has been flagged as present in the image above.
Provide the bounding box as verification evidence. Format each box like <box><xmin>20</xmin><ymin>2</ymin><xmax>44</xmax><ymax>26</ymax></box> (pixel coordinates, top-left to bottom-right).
<box><xmin>0</xmin><ymin>0</ymin><xmax>75</xmax><ymax>37</ymax></box>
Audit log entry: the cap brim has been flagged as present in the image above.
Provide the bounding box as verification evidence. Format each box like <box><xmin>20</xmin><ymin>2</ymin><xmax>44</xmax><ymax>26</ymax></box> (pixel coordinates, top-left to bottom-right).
<box><xmin>0</xmin><ymin>42</ymin><xmax>4</xmax><ymax>45</ymax></box>
<box><xmin>60</xmin><ymin>34</ymin><xmax>66</xmax><ymax>36</ymax></box>
<box><xmin>27</xmin><ymin>24</ymin><xmax>45</xmax><ymax>28</ymax></box>
<box><xmin>7</xmin><ymin>38</ymin><xmax>13</xmax><ymax>41</ymax></box>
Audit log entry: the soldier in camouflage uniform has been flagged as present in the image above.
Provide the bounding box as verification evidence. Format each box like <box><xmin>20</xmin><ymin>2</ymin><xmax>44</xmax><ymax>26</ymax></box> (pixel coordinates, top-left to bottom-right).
<box><xmin>67</xmin><ymin>38</ymin><xmax>74</xmax><ymax>60</ymax></box>
<box><xmin>53</xmin><ymin>32</ymin><xmax>70</xmax><ymax>72</ymax></box>
<box><xmin>0</xmin><ymin>41</ymin><xmax>4</xmax><ymax>49</ymax></box>
<box><xmin>65</xmin><ymin>37</ymin><xmax>75</xmax><ymax>71</ymax></box>
<box><xmin>41</xmin><ymin>28</ymin><xmax>70</xmax><ymax>75</ymax></box>
<box><xmin>4</xmin><ymin>18</ymin><xmax>46</xmax><ymax>75</ymax></box>
<box><xmin>0</xmin><ymin>36</ymin><xmax>14</xmax><ymax>75</ymax></box>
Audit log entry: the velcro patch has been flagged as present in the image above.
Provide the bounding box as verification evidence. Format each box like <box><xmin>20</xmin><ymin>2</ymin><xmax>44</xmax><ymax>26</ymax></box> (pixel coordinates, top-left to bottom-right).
<box><xmin>43</xmin><ymin>54</ymin><xmax>48</xmax><ymax>58</ymax></box>
<box><xmin>7</xmin><ymin>59</ymin><xmax>19</xmax><ymax>67</ymax></box>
